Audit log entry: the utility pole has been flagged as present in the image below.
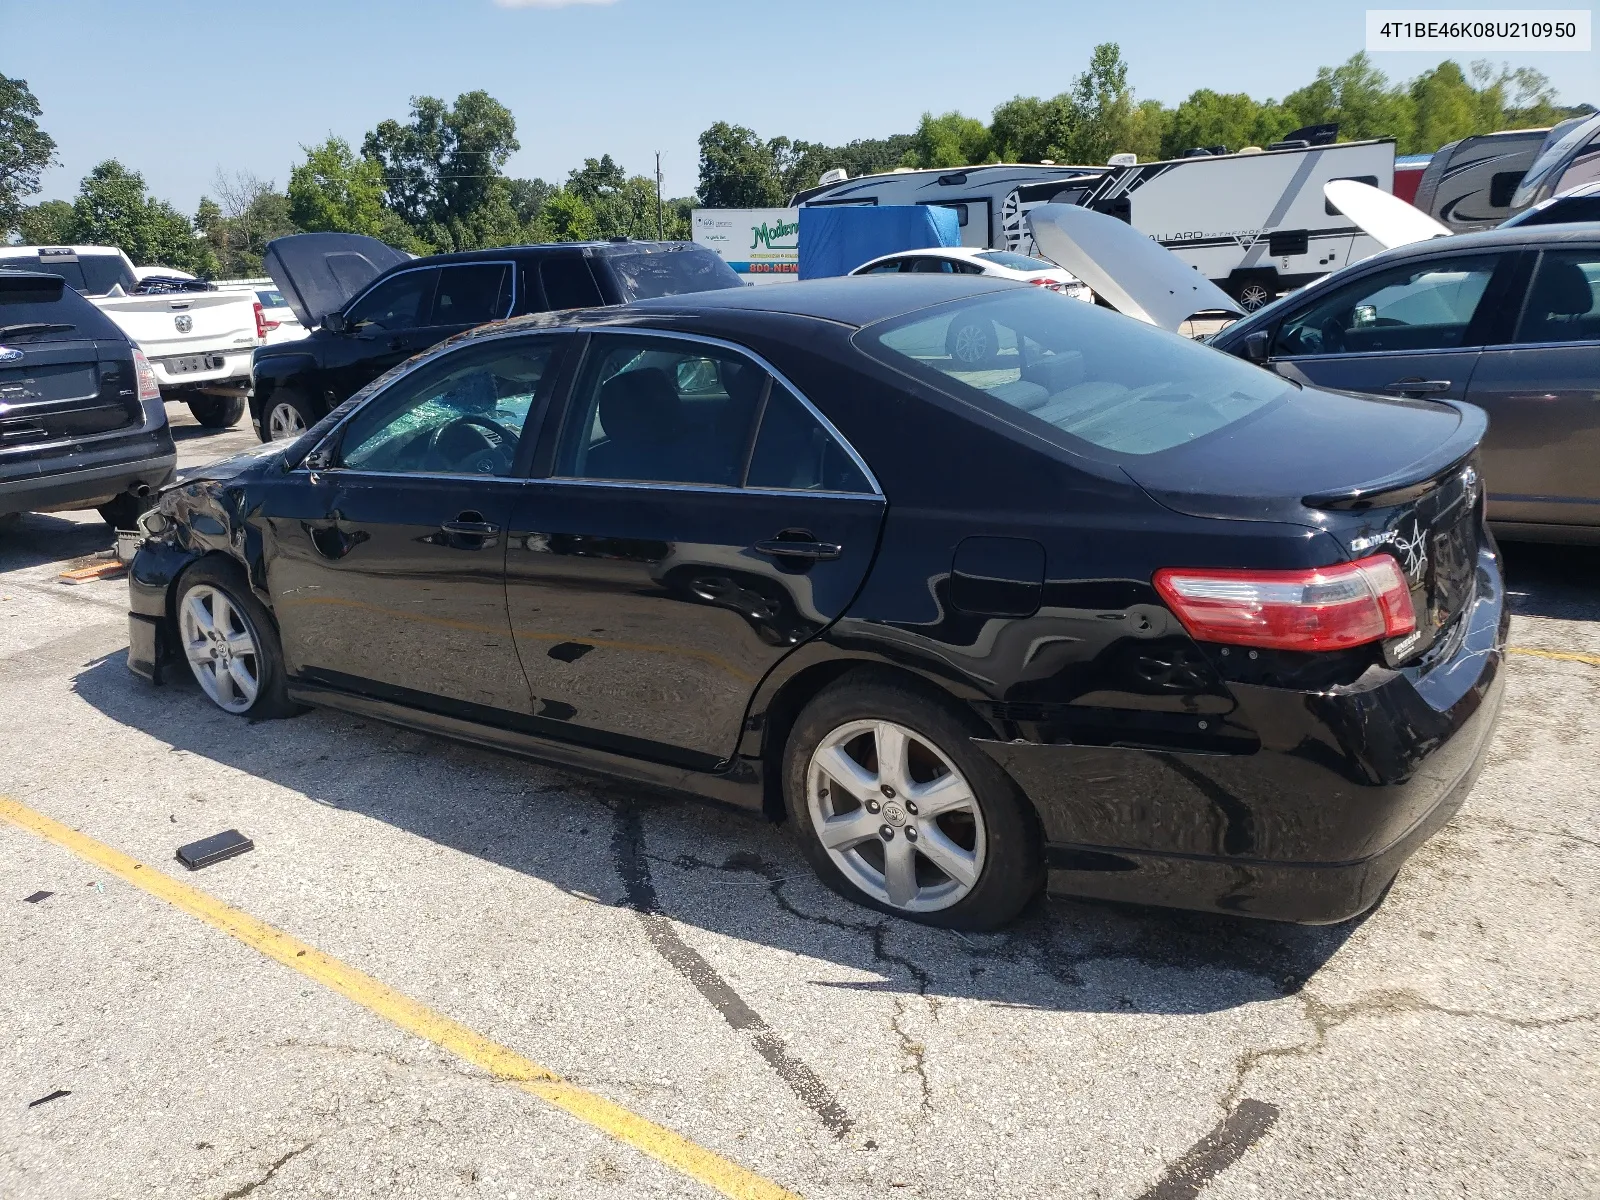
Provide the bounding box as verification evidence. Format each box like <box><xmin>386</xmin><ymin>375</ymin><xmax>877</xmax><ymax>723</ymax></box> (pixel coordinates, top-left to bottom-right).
<box><xmin>655</xmin><ymin>151</ymin><xmax>665</xmax><ymax>240</ymax></box>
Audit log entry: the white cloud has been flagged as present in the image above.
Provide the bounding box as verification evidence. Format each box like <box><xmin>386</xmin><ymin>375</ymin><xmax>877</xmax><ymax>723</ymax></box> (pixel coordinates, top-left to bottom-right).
<box><xmin>494</xmin><ymin>0</ymin><xmax>619</xmax><ymax>7</ymax></box>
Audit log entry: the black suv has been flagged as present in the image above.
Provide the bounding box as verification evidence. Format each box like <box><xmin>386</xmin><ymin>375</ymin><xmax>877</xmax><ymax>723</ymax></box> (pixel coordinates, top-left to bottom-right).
<box><xmin>0</xmin><ymin>271</ymin><xmax>176</xmax><ymax>529</ymax></box>
<box><xmin>251</xmin><ymin>234</ymin><xmax>743</xmax><ymax>441</ymax></box>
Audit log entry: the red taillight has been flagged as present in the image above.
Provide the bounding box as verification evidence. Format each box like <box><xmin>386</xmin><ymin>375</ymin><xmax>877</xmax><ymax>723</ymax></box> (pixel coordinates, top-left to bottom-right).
<box><xmin>1028</xmin><ymin>278</ymin><xmax>1066</xmax><ymax>293</ymax></box>
<box><xmin>132</xmin><ymin>349</ymin><xmax>161</xmax><ymax>402</ymax></box>
<box><xmin>253</xmin><ymin>301</ymin><xmax>268</xmax><ymax>340</ymax></box>
<box><xmin>1154</xmin><ymin>555</ymin><xmax>1417</xmax><ymax>652</ymax></box>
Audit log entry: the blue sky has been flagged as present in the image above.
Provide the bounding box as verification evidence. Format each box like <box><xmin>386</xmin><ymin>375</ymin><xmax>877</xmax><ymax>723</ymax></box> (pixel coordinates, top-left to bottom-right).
<box><xmin>8</xmin><ymin>0</ymin><xmax>1596</xmax><ymax>214</ymax></box>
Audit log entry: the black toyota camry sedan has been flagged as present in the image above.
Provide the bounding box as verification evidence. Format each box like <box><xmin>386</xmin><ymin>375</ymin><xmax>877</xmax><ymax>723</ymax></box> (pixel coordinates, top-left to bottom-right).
<box><xmin>126</xmin><ymin>275</ymin><xmax>1506</xmax><ymax>930</ymax></box>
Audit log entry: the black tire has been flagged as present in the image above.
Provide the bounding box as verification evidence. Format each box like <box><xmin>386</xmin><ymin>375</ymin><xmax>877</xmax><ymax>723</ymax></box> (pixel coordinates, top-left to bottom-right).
<box><xmin>259</xmin><ymin>389</ymin><xmax>317</xmax><ymax>443</ymax></box>
<box><xmin>97</xmin><ymin>492</ymin><xmax>153</xmax><ymax>530</ymax></box>
<box><xmin>173</xmin><ymin>558</ymin><xmax>300</xmax><ymax>719</ymax></box>
<box><xmin>782</xmin><ymin>671</ymin><xmax>1043</xmax><ymax>930</ymax></box>
<box><xmin>187</xmin><ymin>394</ymin><xmax>247</xmax><ymax>429</ymax></box>
<box><xmin>944</xmin><ymin>316</ymin><xmax>1000</xmax><ymax>369</ymax></box>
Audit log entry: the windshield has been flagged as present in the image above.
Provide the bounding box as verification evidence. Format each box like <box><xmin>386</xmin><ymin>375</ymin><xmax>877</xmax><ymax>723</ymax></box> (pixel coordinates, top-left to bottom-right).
<box><xmin>13</xmin><ymin>253</ymin><xmax>136</xmax><ymax>297</ymax></box>
<box><xmin>604</xmin><ymin>247</ymin><xmax>742</xmax><ymax>301</ymax></box>
<box><xmin>1511</xmin><ymin>114</ymin><xmax>1600</xmax><ymax>209</ymax></box>
<box><xmin>975</xmin><ymin>251</ymin><xmax>1056</xmax><ymax>273</ymax></box>
<box><xmin>860</xmin><ymin>288</ymin><xmax>1291</xmax><ymax>458</ymax></box>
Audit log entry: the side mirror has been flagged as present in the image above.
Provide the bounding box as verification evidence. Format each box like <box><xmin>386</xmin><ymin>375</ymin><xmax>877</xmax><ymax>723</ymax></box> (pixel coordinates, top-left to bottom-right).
<box><xmin>1241</xmin><ymin>329</ymin><xmax>1271</xmax><ymax>363</ymax></box>
<box><xmin>322</xmin><ymin>311</ymin><xmax>348</xmax><ymax>334</ymax></box>
<box><xmin>1352</xmin><ymin>304</ymin><xmax>1377</xmax><ymax>329</ymax></box>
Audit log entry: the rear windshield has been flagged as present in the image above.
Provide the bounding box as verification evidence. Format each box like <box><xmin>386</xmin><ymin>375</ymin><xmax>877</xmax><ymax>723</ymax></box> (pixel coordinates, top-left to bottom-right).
<box><xmin>4</xmin><ymin>253</ymin><xmax>135</xmax><ymax>297</ymax></box>
<box><xmin>604</xmin><ymin>246</ymin><xmax>743</xmax><ymax>302</ymax></box>
<box><xmin>975</xmin><ymin>251</ymin><xmax>1056</xmax><ymax>273</ymax></box>
<box><xmin>0</xmin><ymin>273</ymin><xmax>124</xmax><ymax>341</ymax></box>
<box><xmin>256</xmin><ymin>289</ymin><xmax>288</xmax><ymax>308</ymax></box>
<box><xmin>859</xmin><ymin>289</ymin><xmax>1292</xmax><ymax>458</ymax></box>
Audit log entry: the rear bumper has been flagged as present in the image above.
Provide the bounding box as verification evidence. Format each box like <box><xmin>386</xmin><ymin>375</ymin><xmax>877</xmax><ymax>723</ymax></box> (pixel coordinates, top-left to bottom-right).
<box><xmin>980</xmin><ymin>545</ymin><xmax>1509</xmax><ymax>924</ymax></box>
<box><xmin>0</xmin><ymin>433</ymin><xmax>176</xmax><ymax>516</ymax></box>
<box><xmin>150</xmin><ymin>348</ymin><xmax>254</xmax><ymax>389</ymax></box>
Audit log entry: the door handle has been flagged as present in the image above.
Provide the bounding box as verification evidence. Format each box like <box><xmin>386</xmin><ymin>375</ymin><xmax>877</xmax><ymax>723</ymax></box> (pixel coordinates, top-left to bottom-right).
<box><xmin>753</xmin><ymin>537</ymin><xmax>842</xmax><ymax>561</ymax></box>
<box><xmin>441</xmin><ymin>519</ymin><xmax>500</xmax><ymax>536</ymax></box>
<box><xmin>387</xmin><ymin>335</ymin><xmax>411</xmax><ymax>352</ymax></box>
<box><xmin>1385</xmin><ymin>378</ymin><xmax>1452</xmax><ymax>395</ymax></box>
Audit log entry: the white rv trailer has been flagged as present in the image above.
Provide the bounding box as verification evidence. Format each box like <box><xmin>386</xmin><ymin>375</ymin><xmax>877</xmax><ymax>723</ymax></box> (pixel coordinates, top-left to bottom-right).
<box><xmin>796</xmin><ymin>138</ymin><xmax>1396</xmax><ymax>311</ymax></box>
<box><xmin>1412</xmin><ymin>128</ymin><xmax>1551</xmax><ymax>233</ymax></box>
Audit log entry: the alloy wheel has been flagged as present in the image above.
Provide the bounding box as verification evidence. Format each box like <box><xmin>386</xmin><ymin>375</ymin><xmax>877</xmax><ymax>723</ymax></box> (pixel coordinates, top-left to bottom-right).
<box><xmin>807</xmin><ymin>718</ymin><xmax>987</xmax><ymax>913</ymax></box>
<box><xmin>1238</xmin><ymin>283</ymin><xmax>1272</xmax><ymax>312</ymax></box>
<box><xmin>179</xmin><ymin>584</ymin><xmax>261</xmax><ymax>713</ymax></box>
<box><xmin>951</xmin><ymin>322</ymin><xmax>991</xmax><ymax>365</ymax></box>
<box><xmin>267</xmin><ymin>401</ymin><xmax>307</xmax><ymax>440</ymax></box>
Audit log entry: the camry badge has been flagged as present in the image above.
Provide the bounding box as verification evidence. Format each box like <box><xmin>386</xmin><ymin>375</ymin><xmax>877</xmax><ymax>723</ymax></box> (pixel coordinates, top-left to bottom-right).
<box><xmin>174</xmin><ymin>314</ymin><xmax>193</xmax><ymax>334</ymax></box>
<box><xmin>0</xmin><ymin>346</ymin><xmax>22</xmax><ymax>363</ymax></box>
<box><xmin>1395</xmin><ymin>521</ymin><xmax>1429</xmax><ymax>581</ymax></box>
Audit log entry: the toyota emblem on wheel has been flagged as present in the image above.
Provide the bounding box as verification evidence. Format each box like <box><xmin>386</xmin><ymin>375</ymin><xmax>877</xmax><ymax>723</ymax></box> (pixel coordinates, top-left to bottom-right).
<box><xmin>174</xmin><ymin>314</ymin><xmax>193</xmax><ymax>333</ymax></box>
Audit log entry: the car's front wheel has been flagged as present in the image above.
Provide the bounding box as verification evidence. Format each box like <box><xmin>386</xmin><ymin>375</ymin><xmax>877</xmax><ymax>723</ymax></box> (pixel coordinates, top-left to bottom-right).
<box><xmin>783</xmin><ymin>674</ymin><xmax>1043</xmax><ymax>929</ymax></box>
<box><xmin>174</xmin><ymin>561</ymin><xmax>297</xmax><ymax>718</ymax></box>
<box><xmin>262</xmin><ymin>390</ymin><xmax>316</xmax><ymax>442</ymax></box>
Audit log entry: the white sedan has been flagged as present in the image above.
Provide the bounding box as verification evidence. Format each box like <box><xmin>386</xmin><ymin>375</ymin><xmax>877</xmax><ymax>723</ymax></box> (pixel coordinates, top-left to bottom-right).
<box><xmin>849</xmin><ymin>247</ymin><xmax>1092</xmax><ymax>301</ymax></box>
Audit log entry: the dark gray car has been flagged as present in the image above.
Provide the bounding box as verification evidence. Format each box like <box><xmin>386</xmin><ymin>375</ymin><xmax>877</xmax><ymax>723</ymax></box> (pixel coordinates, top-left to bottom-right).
<box><xmin>1212</xmin><ymin>224</ymin><xmax>1600</xmax><ymax>545</ymax></box>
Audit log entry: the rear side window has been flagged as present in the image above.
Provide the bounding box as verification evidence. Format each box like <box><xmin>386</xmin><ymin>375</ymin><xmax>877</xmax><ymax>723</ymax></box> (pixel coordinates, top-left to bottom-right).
<box><xmin>861</xmin><ymin>288</ymin><xmax>1292</xmax><ymax>459</ymax></box>
<box><xmin>539</xmin><ymin>256</ymin><xmax>605</xmax><ymax>310</ymax></box>
<box><xmin>6</xmin><ymin>253</ymin><xmax>133</xmax><ymax>296</ymax></box>
<box><xmin>0</xmin><ymin>273</ymin><xmax>124</xmax><ymax>341</ymax></box>
<box><xmin>975</xmin><ymin>251</ymin><xmax>1055</xmax><ymax>273</ymax></box>
<box><xmin>1515</xmin><ymin>251</ymin><xmax>1600</xmax><ymax>344</ymax></box>
<box><xmin>746</xmin><ymin>385</ymin><xmax>872</xmax><ymax>493</ymax></box>
<box><xmin>604</xmin><ymin>247</ymin><xmax>743</xmax><ymax>301</ymax></box>
<box><xmin>256</xmin><ymin>289</ymin><xmax>287</xmax><ymax>308</ymax></box>
<box><xmin>430</xmin><ymin>263</ymin><xmax>512</xmax><ymax>326</ymax></box>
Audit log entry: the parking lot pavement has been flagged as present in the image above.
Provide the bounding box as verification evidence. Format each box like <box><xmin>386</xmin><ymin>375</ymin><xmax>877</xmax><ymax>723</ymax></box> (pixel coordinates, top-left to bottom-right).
<box><xmin>2</xmin><ymin>415</ymin><xmax>1597</xmax><ymax>1199</ymax></box>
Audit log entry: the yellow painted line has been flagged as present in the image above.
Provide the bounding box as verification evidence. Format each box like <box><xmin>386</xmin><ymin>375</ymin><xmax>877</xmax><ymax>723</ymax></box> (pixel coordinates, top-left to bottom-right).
<box><xmin>0</xmin><ymin>796</ymin><xmax>799</xmax><ymax>1200</ymax></box>
<box><xmin>1509</xmin><ymin>646</ymin><xmax>1600</xmax><ymax>668</ymax></box>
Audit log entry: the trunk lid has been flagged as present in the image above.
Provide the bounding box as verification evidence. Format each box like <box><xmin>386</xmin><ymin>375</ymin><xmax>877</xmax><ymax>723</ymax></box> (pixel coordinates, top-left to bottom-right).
<box><xmin>93</xmin><ymin>291</ymin><xmax>259</xmax><ymax>359</ymax></box>
<box><xmin>1125</xmin><ymin>387</ymin><xmax>1487</xmax><ymax>661</ymax></box>
<box><xmin>0</xmin><ymin>339</ymin><xmax>142</xmax><ymax>448</ymax></box>
<box><xmin>263</xmin><ymin>233</ymin><xmax>409</xmax><ymax>329</ymax></box>
<box><xmin>1025</xmin><ymin>202</ymin><xmax>1244</xmax><ymax>331</ymax></box>
<box><xmin>1323</xmin><ymin>179</ymin><xmax>1451</xmax><ymax>249</ymax></box>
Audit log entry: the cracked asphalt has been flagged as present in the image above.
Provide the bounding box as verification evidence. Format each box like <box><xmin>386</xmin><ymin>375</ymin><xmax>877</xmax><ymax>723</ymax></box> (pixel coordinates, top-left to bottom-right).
<box><xmin>2</xmin><ymin>409</ymin><xmax>1598</xmax><ymax>1199</ymax></box>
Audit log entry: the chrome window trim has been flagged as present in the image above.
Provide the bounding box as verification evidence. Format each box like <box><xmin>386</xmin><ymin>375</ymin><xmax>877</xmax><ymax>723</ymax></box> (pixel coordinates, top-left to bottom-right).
<box><xmin>554</xmin><ymin>325</ymin><xmax>883</xmax><ymax>498</ymax></box>
<box><xmin>301</xmin><ymin>468</ymin><xmax>880</xmax><ymax>502</ymax></box>
<box><xmin>342</xmin><ymin>259</ymin><xmax>518</xmax><ymax>330</ymax></box>
<box><xmin>300</xmin><ymin>323</ymin><xmax>883</xmax><ymax>498</ymax></box>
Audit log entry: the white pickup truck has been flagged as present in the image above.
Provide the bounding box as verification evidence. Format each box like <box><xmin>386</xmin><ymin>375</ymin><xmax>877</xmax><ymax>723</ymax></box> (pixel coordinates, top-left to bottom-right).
<box><xmin>0</xmin><ymin>245</ymin><xmax>261</xmax><ymax>427</ymax></box>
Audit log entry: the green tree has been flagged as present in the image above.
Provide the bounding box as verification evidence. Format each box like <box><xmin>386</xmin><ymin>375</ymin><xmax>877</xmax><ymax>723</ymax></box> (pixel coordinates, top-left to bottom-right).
<box><xmin>0</xmin><ymin>74</ymin><xmax>57</xmax><ymax>236</ymax></box>
<box><xmin>534</xmin><ymin>190</ymin><xmax>598</xmax><ymax>242</ymax></box>
<box><xmin>1282</xmin><ymin>53</ymin><xmax>1414</xmax><ymax>145</ymax></box>
<box><xmin>902</xmin><ymin>111</ymin><xmax>993</xmax><ymax>168</ymax></box>
<box><xmin>362</xmin><ymin>91</ymin><xmax>520</xmax><ymax>251</ymax></box>
<box><xmin>1059</xmin><ymin>42</ymin><xmax>1139</xmax><ymax>165</ymax></box>
<box><xmin>1407</xmin><ymin>61</ymin><xmax>1480</xmax><ymax>153</ymax></box>
<box><xmin>1161</xmin><ymin>89</ymin><xmax>1291</xmax><ymax>157</ymax></box>
<box><xmin>507</xmin><ymin>177</ymin><xmax>555</xmax><ymax>228</ymax></box>
<box><xmin>17</xmin><ymin>198</ymin><xmax>75</xmax><ymax>244</ymax></box>
<box><xmin>69</xmin><ymin>160</ymin><xmax>213</xmax><ymax>274</ymax></box>
<box><xmin>287</xmin><ymin>136</ymin><xmax>412</xmax><ymax>244</ymax></box>
<box><xmin>697</xmin><ymin>122</ymin><xmax>785</xmax><ymax>208</ymax></box>
<box><xmin>198</xmin><ymin>170</ymin><xmax>299</xmax><ymax>277</ymax></box>
<box><xmin>990</xmin><ymin>94</ymin><xmax>1073</xmax><ymax>162</ymax></box>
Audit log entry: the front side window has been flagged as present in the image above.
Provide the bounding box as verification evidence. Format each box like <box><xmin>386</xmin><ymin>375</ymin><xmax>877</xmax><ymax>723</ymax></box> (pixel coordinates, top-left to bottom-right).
<box><xmin>1515</xmin><ymin>251</ymin><xmax>1600</xmax><ymax>344</ymax></box>
<box><xmin>555</xmin><ymin>337</ymin><xmax>767</xmax><ymax>486</ymax></box>
<box><xmin>861</xmin><ymin>288</ymin><xmax>1293</xmax><ymax>458</ymax></box>
<box><xmin>337</xmin><ymin>338</ymin><xmax>558</xmax><ymax>476</ymax></box>
<box><xmin>430</xmin><ymin>263</ymin><xmax>512</xmax><ymax>326</ymax></box>
<box><xmin>345</xmin><ymin>268</ymin><xmax>439</xmax><ymax>332</ymax></box>
<box><xmin>1272</xmin><ymin>254</ymin><xmax>1502</xmax><ymax>357</ymax></box>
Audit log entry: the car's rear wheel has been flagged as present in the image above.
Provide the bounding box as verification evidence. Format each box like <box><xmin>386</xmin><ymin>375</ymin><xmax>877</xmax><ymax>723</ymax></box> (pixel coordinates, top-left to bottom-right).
<box><xmin>944</xmin><ymin>317</ymin><xmax>1000</xmax><ymax>369</ymax></box>
<box><xmin>187</xmin><ymin>394</ymin><xmax>247</xmax><ymax>429</ymax></box>
<box><xmin>263</xmin><ymin>391</ymin><xmax>315</xmax><ymax>442</ymax></box>
<box><xmin>174</xmin><ymin>561</ymin><xmax>297</xmax><ymax>718</ymax></box>
<box><xmin>783</xmin><ymin>675</ymin><xmax>1043</xmax><ymax>929</ymax></box>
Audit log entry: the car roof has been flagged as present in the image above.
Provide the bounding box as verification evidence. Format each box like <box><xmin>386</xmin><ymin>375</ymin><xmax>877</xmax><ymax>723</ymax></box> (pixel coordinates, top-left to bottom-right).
<box><xmin>621</xmin><ymin>273</ymin><xmax>1018</xmax><ymax>327</ymax></box>
<box><xmin>0</xmin><ymin>245</ymin><xmax>126</xmax><ymax>257</ymax></box>
<box><xmin>406</xmin><ymin>240</ymin><xmax>702</xmax><ymax>269</ymax></box>
<box><xmin>1378</xmin><ymin>221</ymin><xmax>1600</xmax><ymax>259</ymax></box>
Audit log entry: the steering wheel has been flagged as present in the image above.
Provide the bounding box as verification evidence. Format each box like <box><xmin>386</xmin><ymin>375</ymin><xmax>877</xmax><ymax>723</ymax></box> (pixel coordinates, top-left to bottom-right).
<box><xmin>425</xmin><ymin>415</ymin><xmax>515</xmax><ymax>474</ymax></box>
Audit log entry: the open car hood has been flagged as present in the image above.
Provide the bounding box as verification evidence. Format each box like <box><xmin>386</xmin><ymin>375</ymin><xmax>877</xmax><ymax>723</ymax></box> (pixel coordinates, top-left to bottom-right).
<box><xmin>262</xmin><ymin>232</ymin><xmax>409</xmax><ymax>329</ymax></box>
<box><xmin>1026</xmin><ymin>203</ymin><xmax>1243</xmax><ymax>331</ymax></box>
<box><xmin>1324</xmin><ymin>179</ymin><xmax>1451</xmax><ymax>249</ymax></box>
